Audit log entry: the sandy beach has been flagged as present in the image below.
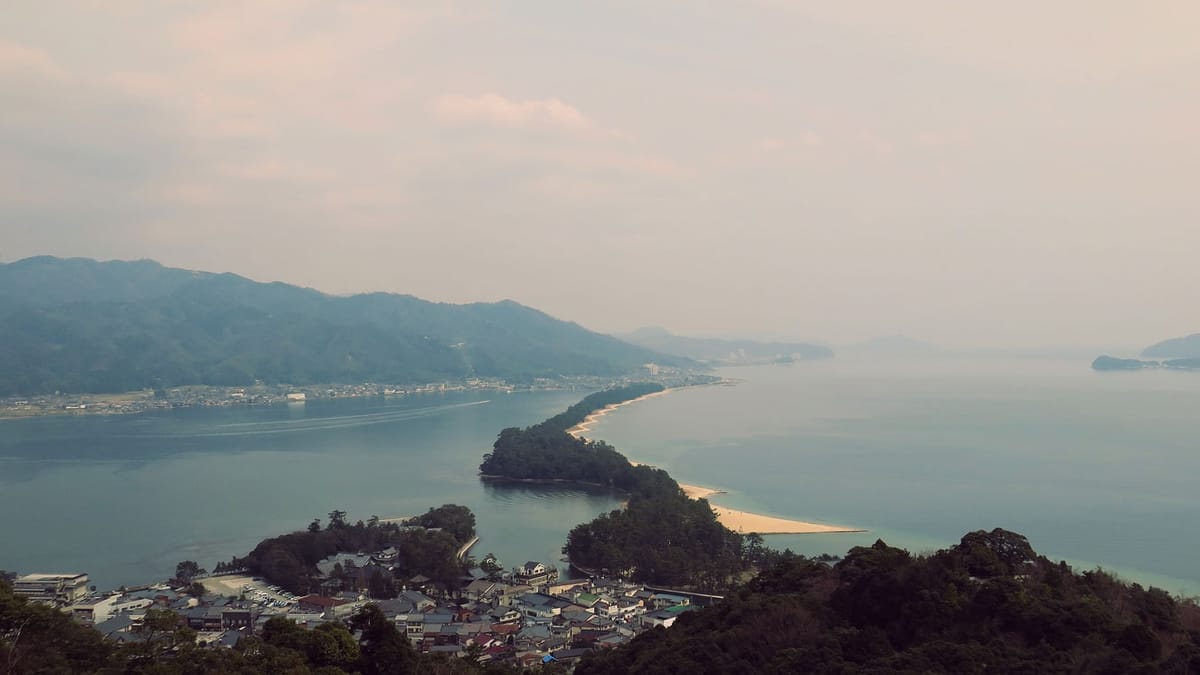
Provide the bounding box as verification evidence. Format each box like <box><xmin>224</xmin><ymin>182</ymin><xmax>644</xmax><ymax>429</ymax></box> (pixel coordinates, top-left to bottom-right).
<box><xmin>677</xmin><ymin>480</ymin><xmax>862</xmax><ymax>534</ymax></box>
<box><xmin>565</xmin><ymin>389</ymin><xmax>673</xmax><ymax>439</ymax></box>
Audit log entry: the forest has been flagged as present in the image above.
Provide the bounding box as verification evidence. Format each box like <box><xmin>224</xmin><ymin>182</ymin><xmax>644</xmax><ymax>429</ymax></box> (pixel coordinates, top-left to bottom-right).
<box><xmin>221</xmin><ymin>505</ymin><xmax>476</xmax><ymax>595</ymax></box>
<box><xmin>0</xmin><ymin>257</ymin><xmax>686</xmax><ymax>395</ymax></box>
<box><xmin>480</xmin><ymin>384</ymin><xmax>749</xmax><ymax>589</ymax></box>
<box><xmin>576</xmin><ymin>529</ymin><xmax>1200</xmax><ymax>674</ymax></box>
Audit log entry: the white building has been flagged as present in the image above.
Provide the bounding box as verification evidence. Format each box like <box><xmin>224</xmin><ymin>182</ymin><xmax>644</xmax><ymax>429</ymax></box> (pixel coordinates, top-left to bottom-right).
<box><xmin>13</xmin><ymin>573</ymin><xmax>90</xmax><ymax>607</ymax></box>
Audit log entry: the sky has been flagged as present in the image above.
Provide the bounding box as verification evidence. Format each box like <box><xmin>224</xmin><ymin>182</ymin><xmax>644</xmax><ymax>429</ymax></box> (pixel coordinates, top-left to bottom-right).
<box><xmin>2</xmin><ymin>2</ymin><xmax>1198</xmax><ymax>350</ymax></box>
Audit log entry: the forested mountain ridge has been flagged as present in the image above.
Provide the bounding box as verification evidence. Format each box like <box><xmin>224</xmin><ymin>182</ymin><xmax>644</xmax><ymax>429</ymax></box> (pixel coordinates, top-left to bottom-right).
<box><xmin>0</xmin><ymin>256</ymin><xmax>690</xmax><ymax>395</ymax></box>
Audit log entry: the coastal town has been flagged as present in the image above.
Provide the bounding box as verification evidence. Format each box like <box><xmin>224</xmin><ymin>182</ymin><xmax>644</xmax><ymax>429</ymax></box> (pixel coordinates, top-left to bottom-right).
<box><xmin>7</xmin><ymin>542</ymin><xmax>712</xmax><ymax>670</ymax></box>
<box><xmin>0</xmin><ymin>370</ymin><xmax>717</xmax><ymax>419</ymax></box>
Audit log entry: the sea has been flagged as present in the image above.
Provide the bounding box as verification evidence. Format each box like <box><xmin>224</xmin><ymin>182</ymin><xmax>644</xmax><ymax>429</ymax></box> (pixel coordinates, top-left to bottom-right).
<box><xmin>2</xmin><ymin>356</ymin><xmax>1198</xmax><ymax>597</ymax></box>
<box><xmin>589</xmin><ymin>357</ymin><xmax>1200</xmax><ymax>597</ymax></box>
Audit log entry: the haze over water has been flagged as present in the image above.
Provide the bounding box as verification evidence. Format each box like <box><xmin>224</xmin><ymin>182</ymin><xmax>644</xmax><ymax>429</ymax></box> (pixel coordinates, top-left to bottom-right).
<box><xmin>587</xmin><ymin>357</ymin><xmax>1200</xmax><ymax>597</ymax></box>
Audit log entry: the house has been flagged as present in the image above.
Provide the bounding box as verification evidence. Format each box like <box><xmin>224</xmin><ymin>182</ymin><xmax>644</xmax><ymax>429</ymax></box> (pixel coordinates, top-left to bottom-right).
<box><xmin>222</xmin><ymin>607</ymin><xmax>254</xmax><ymax>630</ymax></box>
<box><xmin>185</xmin><ymin>607</ymin><xmax>225</xmax><ymax>632</ymax></box>
<box><xmin>216</xmin><ymin>628</ymin><xmax>247</xmax><ymax>648</ymax></box>
<box><xmin>512</xmin><ymin>561</ymin><xmax>558</xmax><ymax>586</ymax></box>
<box><xmin>550</xmin><ymin>647</ymin><xmax>592</xmax><ymax>666</ymax></box>
<box><xmin>596</xmin><ymin>632</ymin><xmax>630</xmax><ymax>649</ymax></box>
<box><xmin>398</xmin><ymin>590</ymin><xmax>435</xmax><ymax>612</ymax></box>
<box><xmin>641</xmin><ymin>605</ymin><xmax>695</xmax><ymax>629</ymax></box>
<box><xmin>464</xmin><ymin>579</ymin><xmax>498</xmax><ymax>602</ymax></box>
<box><xmin>92</xmin><ymin>615</ymin><xmax>136</xmax><ymax>638</ymax></box>
<box><xmin>650</xmin><ymin>592</ymin><xmax>691</xmax><ymax>610</ymax></box>
<box><xmin>429</xmin><ymin>644</ymin><xmax>463</xmax><ymax>657</ymax></box>
<box><xmin>515</xmin><ymin>593</ymin><xmax>573</xmax><ymax>620</ymax></box>
<box><xmin>371</xmin><ymin>547</ymin><xmax>399</xmax><ymax>566</ymax></box>
<box><xmin>516</xmin><ymin>623</ymin><xmax>553</xmax><ymax>651</ymax></box>
<box><xmin>489</xmin><ymin>583</ymin><xmax>534</xmax><ymax>606</ymax></box>
<box><xmin>547</xmin><ymin>578</ymin><xmax>590</xmax><ymax>596</ymax></box>
<box><xmin>487</xmin><ymin>606</ymin><xmax>522</xmax><ymax>624</ymax></box>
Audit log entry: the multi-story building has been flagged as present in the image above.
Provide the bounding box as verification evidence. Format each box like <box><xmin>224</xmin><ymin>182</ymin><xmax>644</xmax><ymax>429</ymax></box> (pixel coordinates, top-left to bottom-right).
<box><xmin>13</xmin><ymin>573</ymin><xmax>90</xmax><ymax>607</ymax></box>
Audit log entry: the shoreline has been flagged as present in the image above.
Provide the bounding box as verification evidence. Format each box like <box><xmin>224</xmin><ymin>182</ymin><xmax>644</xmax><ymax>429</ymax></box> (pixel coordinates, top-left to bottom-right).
<box><xmin>672</xmin><ymin>470</ymin><xmax>863</xmax><ymax>535</ymax></box>
<box><xmin>565</xmin><ymin>389</ymin><xmax>673</xmax><ymax>438</ymax></box>
<box><xmin>570</xmin><ymin>389</ymin><xmax>864</xmax><ymax>537</ymax></box>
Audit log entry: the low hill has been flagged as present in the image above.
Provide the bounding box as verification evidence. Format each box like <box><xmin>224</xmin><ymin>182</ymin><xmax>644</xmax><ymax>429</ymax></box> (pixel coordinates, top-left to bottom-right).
<box><xmin>621</xmin><ymin>326</ymin><xmax>833</xmax><ymax>365</ymax></box>
<box><xmin>0</xmin><ymin>256</ymin><xmax>688</xmax><ymax>395</ymax></box>
<box><xmin>578</xmin><ymin>529</ymin><xmax>1200</xmax><ymax>674</ymax></box>
<box><xmin>1142</xmin><ymin>333</ymin><xmax>1200</xmax><ymax>359</ymax></box>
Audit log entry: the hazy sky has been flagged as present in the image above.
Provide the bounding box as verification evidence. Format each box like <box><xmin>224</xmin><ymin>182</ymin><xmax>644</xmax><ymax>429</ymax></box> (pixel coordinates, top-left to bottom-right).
<box><xmin>3</xmin><ymin>2</ymin><xmax>1198</xmax><ymax>349</ymax></box>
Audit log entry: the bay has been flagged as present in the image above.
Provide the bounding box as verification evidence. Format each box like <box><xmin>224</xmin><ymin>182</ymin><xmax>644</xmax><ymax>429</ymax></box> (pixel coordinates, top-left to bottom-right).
<box><xmin>586</xmin><ymin>357</ymin><xmax>1200</xmax><ymax>597</ymax></box>
<box><xmin>0</xmin><ymin>389</ymin><xmax>623</xmax><ymax>589</ymax></box>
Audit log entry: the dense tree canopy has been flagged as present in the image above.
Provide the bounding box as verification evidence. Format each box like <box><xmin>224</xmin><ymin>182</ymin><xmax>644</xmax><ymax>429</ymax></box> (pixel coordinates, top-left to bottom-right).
<box><xmin>480</xmin><ymin>384</ymin><xmax>748</xmax><ymax>589</ymax></box>
<box><xmin>576</xmin><ymin>529</ymin><xmax>1200</xmax><ymax>674</ymax></box>
<box><xmin>228</xmin><ymin>506</ymin><xmax>475</xmax><ymax>594</ymax></box>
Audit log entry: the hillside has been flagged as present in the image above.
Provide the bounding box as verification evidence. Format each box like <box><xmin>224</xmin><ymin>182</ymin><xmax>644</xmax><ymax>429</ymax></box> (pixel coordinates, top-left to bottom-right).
<box><xmin>578</xmin><ymin>529</ymin><xmax>1200</xmax><ymax>674</ymax></box>
<box><xmin>0</xmin><ymin>257</ymin><xmax>687</xmax><ymax>395</ymax></box>
<box><xmin>1143</xmin><ymin>333</ymin><xmax>1200</xmax><ymax>359</ymax></box>
<box><xmin>622</xmin><ymin>326</ymin><xmax>833</xmax><ymax>364</ymax></box>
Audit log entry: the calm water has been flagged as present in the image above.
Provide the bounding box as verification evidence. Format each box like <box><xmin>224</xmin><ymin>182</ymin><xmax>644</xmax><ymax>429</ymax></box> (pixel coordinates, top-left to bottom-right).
<box><xmin>5</xmin><ymin>359</ymin><xmax>1198</xmax><ymax>598</ymax></box>
<box><xmin>0</xmin><ymin>390</ymin><xmax>623</xmax><ymax>589</ymax></box>
<box><xmin>588</xmin><ymin>357</ymin><xmax>1200</xmax><ymax>597</ymax></box>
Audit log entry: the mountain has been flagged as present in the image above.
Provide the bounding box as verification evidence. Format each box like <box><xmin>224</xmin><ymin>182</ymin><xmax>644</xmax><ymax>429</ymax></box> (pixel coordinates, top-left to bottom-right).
<box><xmin>0</xmin><ymin>257</ymin><xmax>688</xmax><ymax>396</ymax></box>
<box><xmin>1142</xmin><ymin>333</ymin><xmax>1200</xmax><ymax>359</ymax></box>
<box><xmin>620</xmin><ymin>326</ymin><xmax>833</xmax><ymax>365</ymax></box>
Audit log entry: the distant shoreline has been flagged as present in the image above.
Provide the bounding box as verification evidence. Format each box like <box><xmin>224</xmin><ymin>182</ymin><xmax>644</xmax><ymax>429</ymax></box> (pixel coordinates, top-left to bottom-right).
<box><xmin>0</xmin><ymin>377</ymin><xmax>654</xmax><ymax>420</ymax></box>
<box><xmin>569</xmin><ymin>386</ymin><xmax>865</xmax><ymax>536</ymax></box>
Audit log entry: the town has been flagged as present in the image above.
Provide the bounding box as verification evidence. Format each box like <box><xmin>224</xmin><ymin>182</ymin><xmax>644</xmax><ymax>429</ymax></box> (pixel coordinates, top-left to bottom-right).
<box><xmin>7</xmin><ymin>543</ymin><xmax>712</xmax><ymax>670</ymax></box>
<box><xmin>0</xmin><ymin>369</ymin><xmax>715</xmax><ymax>419</ymax></box>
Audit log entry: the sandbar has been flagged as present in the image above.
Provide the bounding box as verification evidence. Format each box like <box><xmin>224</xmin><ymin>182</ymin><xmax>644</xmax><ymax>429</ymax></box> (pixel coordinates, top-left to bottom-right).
<box><xmin>679</xmin><ymin>480</ymin><xmax>861</xmax><ymax>534</ymax></box>
<box><xmin>568</xmin><ymin>389</ymin><xmax>863</xmax><ymax>536</ymax></box>
<box><xmin>566</xmin><ymin>389</ymin><xmax>672</xmax><ymax>438</ymax></box>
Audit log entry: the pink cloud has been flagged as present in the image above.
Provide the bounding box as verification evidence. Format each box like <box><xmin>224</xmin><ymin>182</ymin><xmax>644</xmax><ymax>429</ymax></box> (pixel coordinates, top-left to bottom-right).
<box><xmin>0</xmin><ymin>39</ymin><xmax>66</xmax><ymax>79</ymax></box>
<box><xmin>430</xmin><ymin>93</ymin><xmax>596</xmax><ymax>135</ymax></box>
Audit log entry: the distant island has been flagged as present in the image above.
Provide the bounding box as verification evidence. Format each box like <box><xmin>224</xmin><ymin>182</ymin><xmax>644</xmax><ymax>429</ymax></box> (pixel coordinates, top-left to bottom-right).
<box><xmin>0</xmin><ymin>256</ymin><xmax>694</xmax><ymax>397</ymax></box>
<box><xmin>1092</xmin><ymin>356</ymin><xmax>1200</xmax><ymax>371</ymax></box>
<box><xmin>1092</xmin><ymin>332</ymin><xmax>1200</xmax><ymax>371</ymax></box>
<box><xmin>619</xmin><ymin>326</ymin><xmax>833</xmax><ymax>365</ymax></box>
